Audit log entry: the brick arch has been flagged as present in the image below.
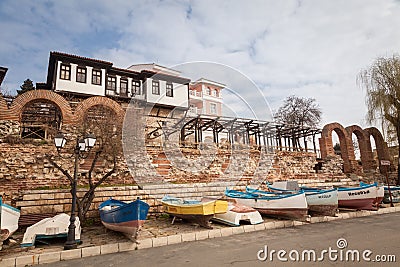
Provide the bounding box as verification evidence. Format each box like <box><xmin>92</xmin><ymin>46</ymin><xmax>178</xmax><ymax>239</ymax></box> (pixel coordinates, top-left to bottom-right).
<box><xmin>74</xmin><ymin>97</ymin><xmax>124</xmax><ymax>123</ymax></box>
<box><xmin>0</xmin><ymin>94</ymin><xmax>9</xmax><ymax>120</ymax></box>
<box><xmin>319</xmin><ymin>122</ymin><xmax>355</xmax><ymax>173</ymax></box>
<box><xmin>346</xmin><ymin>125</ymin><xmax>375</xmax><ymax>171</ymax></box>
<box><xmin>9</xmin><ymin>90</ymin><xmax>74</xmax><ymax>124</ymax></box>
<box><xmin>365</xmin><ymin>127</ymin><xmax>390</xmax><ymax>173</ymax></box>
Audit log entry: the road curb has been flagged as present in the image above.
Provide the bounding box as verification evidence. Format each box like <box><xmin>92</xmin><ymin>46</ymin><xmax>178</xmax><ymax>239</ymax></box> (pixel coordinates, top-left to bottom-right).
<box><xmin>1</xmin><ymin>206</ymin><xmax>399</xmax><ymax>266</ymax></box>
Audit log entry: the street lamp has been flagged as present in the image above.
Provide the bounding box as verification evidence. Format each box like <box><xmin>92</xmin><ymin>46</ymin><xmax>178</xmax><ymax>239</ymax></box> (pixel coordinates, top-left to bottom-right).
<box><xmin>54</xmin><ymin>132</ymin><xmax>96</xmax><ymax>250</ymax></box>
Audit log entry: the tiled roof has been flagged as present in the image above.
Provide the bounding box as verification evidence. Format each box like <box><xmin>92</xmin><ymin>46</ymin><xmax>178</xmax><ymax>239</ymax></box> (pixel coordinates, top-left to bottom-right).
<box><xmin>50</xmin><ymin>51</ymin><xmax>113</xmax><ymax>66</ymax></box>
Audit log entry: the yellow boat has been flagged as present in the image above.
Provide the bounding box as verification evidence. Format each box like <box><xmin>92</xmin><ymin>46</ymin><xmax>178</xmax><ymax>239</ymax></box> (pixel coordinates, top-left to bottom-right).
<box><xmin>161</xmin><ymin>196</ymin><xmax>228</xmax><ymax>228</ymax></box>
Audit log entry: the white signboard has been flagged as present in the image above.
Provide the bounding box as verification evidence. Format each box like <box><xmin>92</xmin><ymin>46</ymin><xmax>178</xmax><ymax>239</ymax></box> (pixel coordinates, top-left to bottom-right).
<box><xmin>380</xmin><ymin>160</ymin><xmax>391</xmax><ymax>166</ymax></box>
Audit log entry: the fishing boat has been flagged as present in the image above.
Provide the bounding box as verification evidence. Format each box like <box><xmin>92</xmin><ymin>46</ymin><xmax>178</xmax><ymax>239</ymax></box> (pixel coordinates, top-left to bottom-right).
<box><xmin>383</xmin><ymin>185</ymin><xmax>400</xmax><ymax>203</ymax></box>
<box><xmin>160</xmin><ymin>195</ymin><xmax>228</xmax><ymax>229</ymax></box>
<box><xmin>301</xmin><ymin>188</ymin><xmax>338</xmax><ymax>216</ymax></box>
<box><xmin>337</xmin><ymin>183</ymin><xmax>378</xmax><ymax>210</ymax></box>
<box><xmin>211</xmin><ymin>198</ymin><xmax>263</xmax><ymax>226</ymax></box>
<box><xmin>21</xmin><ymin>213</ymin><xmax>80</xmax><ymax>247</ymax></box>
<box><xmin>99</xmin><ymin>197</ymin><xmax>149</xmax><ymax>241</ymax></box>
<box><xmin>360</xmin><ymin>182</ymin><xmax>384</xmax><ymax>207</ymax></box>
<box><xmin>225</xmin><ymin>189</ymin><xmax>308</xmax><ymax>220</ymax></box>
<box><xmin>0</xmin><ymin>196</ymin><xmax>20</xmax><ymax>250</ymax></box>
<box><xmin>248</xmin><ymin>186</ymin><xmax>338</xmax><ymax>217</ymax></box>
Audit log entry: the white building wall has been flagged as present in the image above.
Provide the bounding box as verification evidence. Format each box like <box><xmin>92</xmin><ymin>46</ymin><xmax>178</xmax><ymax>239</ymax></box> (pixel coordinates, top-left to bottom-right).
<box><xmin>55</xmin><ymin>61</ymin><xmax>105</xmax><ymax>96</ymax></box>
<box><xmin>145</xmin><ymin>78</ymin><xmax>188</xmax><ymax>108</ymax></box>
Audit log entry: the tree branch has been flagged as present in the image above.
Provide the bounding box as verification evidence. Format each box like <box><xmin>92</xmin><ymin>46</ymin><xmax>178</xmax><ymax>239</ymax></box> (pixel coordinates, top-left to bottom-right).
<box><xmin>45</xmin><ymin>154</ymin><xmax>73</xmax><ymax>183</ymax></box>
<box><xmin>87</xmin><ymin>150</ymin><xmax>102</xmax><ymax>188</ymax></box>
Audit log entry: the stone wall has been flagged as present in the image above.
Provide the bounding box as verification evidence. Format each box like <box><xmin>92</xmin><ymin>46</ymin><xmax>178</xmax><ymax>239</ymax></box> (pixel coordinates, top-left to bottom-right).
<box><xmin>0</xmin><ymin>120</ymin><xmax>20</xmax><ymax>139</ymax></box>
<box><xmin>0</xmin><ymin>140</ymin><xmax>355</xmax><ymax>202</ymax></box>
<box><xmin>0</xmin><ymin>143</ymin><xmax>133</xmax><ymax>201</ymax></box>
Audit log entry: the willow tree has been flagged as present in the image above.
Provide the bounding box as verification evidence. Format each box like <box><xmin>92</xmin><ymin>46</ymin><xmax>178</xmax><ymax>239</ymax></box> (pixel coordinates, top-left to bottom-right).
<box><xmin>358</xmin><ymin>55</ymin><xmax>400</xmax><ymax>185</ymax></box>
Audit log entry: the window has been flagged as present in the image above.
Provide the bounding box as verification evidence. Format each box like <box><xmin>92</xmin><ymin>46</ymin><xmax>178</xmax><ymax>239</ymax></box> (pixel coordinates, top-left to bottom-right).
<box><xmin>206</xmin><ymin>87</ymin><xmax>211</xmax><ymax>95</ymax></box>
<box><xmin>120</xmin><ymin>78</ymin><xmax>128</xmax><ymax>96</ymax></box>
<box><xmin>152</xmin><ymin>80</ymin><xmax>160</xmax><ymax>95</ymax></box>
<box><xmin>210</xmin><ymin>103</ymin><xmax>217</xmax><ymax>114</ymax></box>
<box><xmin>132</xmin><ymin>80</ymin><xmax>141</xmax><ymax>96</ymax></box>
<box><xmin>166</xmin><ymin>83</ymin><xmax>173</xmax><ymax>97</ymax></box>
<box><xmin>212</xmin><ymin>89</ymin><xmax>218</xmax><ymax>97</ymax></box>
<box><xmin>76</xmin><ymin>66</ymin><xmax>86</xmax><ymax>83</ymax></box>
<box><xmin>60</xmin><ymin>64</ymin><xmax>71</xmax><ymax>80</ymax></box>
<box><xmin>107</xmin><ymin>76</ymin><xmax>116</xmax><ymax>90</ymax></box>
<box><xmin>92</xmin><ymin>69</ymin><xmax>102</xmax><ymax>85</ymax></box>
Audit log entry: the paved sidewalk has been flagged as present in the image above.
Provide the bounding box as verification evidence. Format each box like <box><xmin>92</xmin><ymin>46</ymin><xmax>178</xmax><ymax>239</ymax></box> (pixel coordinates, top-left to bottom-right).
<box><xmin>1</xmin><ymin>204</ymin><xmax>400</xmax><ymax>267</ymax></box>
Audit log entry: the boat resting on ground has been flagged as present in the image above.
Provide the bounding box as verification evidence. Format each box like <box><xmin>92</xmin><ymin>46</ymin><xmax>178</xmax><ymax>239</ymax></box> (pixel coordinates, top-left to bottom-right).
<box><xmin>360</xmin><ymin>182</ymin><xmax>384</xmax><ymax>207</ymax></box>
<box><xmin>21</xmin><ymin>213</ymin><xmax>81</xmax><ymax>247</ymax></box>
<box><xmin>383</xmin><ymin>185</ymin><xmax>400</xmax><ymax>204</ymax></box>
<box><xmin>225</xmin><ymin>189</ymin><xmax>308</xmax><ymax>220</ymax></box>
<box><xmin>211</xmin><ymin>198</ymin><xmax>263</xmax><ymax>226</ymax></box>
<box><xmin>160</xmin><ymin>195</ymin><xmax>228</xmax><ymax>229</ymax></box>
<box><xmin>1</xmin><ymin>197</ymin><xmax>20</xmax><ymax>250</ymax></box>
<box><xmin>337</xmin><ymin>183</ymin><xmax>378</xmax><ymax>210</ymax></box>
<box><xmin>264</xmin><ymin>182</ymin><xmax>338</xmax><ymax>216</ymax></box>
<box><xmin>99</xmin><ymin>197</ymin><xmax>149</xmax><ymax>241</ymax></box>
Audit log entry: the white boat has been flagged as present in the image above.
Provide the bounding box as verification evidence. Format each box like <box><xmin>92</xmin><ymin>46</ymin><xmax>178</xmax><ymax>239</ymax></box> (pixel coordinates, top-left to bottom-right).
<box><xmin>21</xmin><ymin>213</ymin><xmax>81</xmax><ymax>247</ymax></box>
<box><xmin>1</xmin><ymin>196</ymin><xmax>20</xmax><ymax>250</ymax></box>
<box><xmin>376</xmin><ymin>185</ymin><xmax>384</xmax><ymax>206</ymax></box>
<box><xmin>211</xmin><ymin>199</ymin><xmax>263</xmax><ymax>226</ymax></box>
<box><xmin>302</xmin><ymin>188</ymin><xmax>338</xmax><ymax>216</ymax></box>
<box><xmin>225</xmin><ymin>189</ymin><xmax>308</xmax><ymax>220</ymax></box>
<box><xmin>337</xmin><ymin>183</ymin><xmax>378</xmax><ymax>210</ymax></box>
<box><xmin>360</xmin><ymin>182</ymin><xmax>384</xmax><ymax>208</ymax></box>
<box><xmin>266</xmin><ymin>182</ymin><xmax>339</xmax><ymax>216</ymax></box>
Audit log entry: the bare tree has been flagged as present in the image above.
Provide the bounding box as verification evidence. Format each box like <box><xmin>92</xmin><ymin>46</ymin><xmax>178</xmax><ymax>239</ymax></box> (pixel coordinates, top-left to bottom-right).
<box><xmin>47</xmin><ymin>106</ymin><xmax>122</xmax><ymax>222</ymax></box>
<box><xmin>274</xmin><ymin>95</ymin><xmax>322</xmax><ymax>128</ymax></box>
<box><xmin>358</xmin><ymin>55</ymin><xmax>400</xmax><ymax>185</ymax></box>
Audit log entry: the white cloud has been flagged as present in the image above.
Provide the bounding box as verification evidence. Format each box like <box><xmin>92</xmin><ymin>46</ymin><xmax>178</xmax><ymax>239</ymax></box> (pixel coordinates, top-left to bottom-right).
<box><xmin>1</xmin><ymin>0</ymin><xmax>400</xmax><ymax>130</ymax></box>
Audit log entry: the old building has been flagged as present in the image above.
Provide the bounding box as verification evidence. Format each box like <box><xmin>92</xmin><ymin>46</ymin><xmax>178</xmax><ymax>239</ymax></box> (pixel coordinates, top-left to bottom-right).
<box><xmin>188</xmin><ymin>78</ymin><xmax>225</xmax><ymax>116</ymax></box>
<box><xmin>37</xmin><ymin>52</ymin><xmax>191</xmax><ymax>111</ymax></box>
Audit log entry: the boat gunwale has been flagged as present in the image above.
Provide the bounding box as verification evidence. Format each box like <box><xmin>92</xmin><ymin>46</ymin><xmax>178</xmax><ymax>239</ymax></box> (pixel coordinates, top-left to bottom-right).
<box><xmin>337</xmin><ymin>183</ymin><xmax>376</xmax><ymax>192</ymax></box>
<box><xmin>227</xmin><ymin>188</ymin><xmax>305</xmax><ymax>200</ymax></box>
<box><xmin>98</xmin><ymin>198</ymin><xmax>149</xmax><ymax>215</ymax></box>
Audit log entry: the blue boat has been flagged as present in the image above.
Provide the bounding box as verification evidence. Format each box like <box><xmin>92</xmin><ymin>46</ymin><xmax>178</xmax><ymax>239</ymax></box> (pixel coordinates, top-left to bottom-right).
<box><xmin>383</xmin><ymin>185</ymin><xmax>400</xmax><ymax>204</ymax></box>
<box><xmin>99</xmin><ymin>198</ymin><xmax>149</xmax><ymax>241</ymax></box>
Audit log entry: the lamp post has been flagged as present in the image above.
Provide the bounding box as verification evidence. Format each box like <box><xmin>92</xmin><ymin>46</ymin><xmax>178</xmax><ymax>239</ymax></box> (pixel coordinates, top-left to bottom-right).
<box><xmin>54</xmin><ymin>133</ymin><xmax>96</xmax><ymax>250</ymax></box>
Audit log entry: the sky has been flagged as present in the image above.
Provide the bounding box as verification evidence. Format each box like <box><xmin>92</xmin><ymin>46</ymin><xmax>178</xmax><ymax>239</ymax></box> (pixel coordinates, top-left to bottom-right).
<box><xmin>1</xmin><ymin>0</ymin><xmax>400</xmax><ymax>129</ymax></box>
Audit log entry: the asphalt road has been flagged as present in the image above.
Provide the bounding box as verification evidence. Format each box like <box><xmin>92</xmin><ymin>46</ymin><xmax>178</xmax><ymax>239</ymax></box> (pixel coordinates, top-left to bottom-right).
<box><xmin>43</xmin><ymin>213</ymin><xmax>400</xmax><ymax>267</ymax></box>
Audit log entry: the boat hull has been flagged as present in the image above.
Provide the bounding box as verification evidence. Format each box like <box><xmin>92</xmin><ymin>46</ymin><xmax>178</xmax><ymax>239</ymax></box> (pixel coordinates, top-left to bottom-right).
<box><xmin>383</xmin><ymin>187</ymin><xmax>400</xmax><ymax>203</ymax></box>
<box><xmin>226</xmin><ymin>191</ymin><xmax>308</xmax><ymax>220</ymax></box>
<box><xmin>256</xmin><ymin>207</ymin><xmax>308</xmax><ymax>220</ymax></box>
<box><xmin>305</xmin><ymin>189</ymin><xmax>338</xmax><ymax>216</ymax></box>
<box><xmin>375</xmin><ymin>186</ymin><xmax>384</xmax><ymax>207</ymax></box>
<box><xmin>99</xmin><ymin>198</ymin><xmax>149</xmax><ymax>241</ymax></box>
<box><xmin>21</xmin><ymin>213</ymin><xmax>81</xmax><ymax>247</ymax></box>
<box><xmin>338</xmin><ymin>184</ymin><xmax>377</xmax><ymax>210</ymax></box>
<box><xmin>308</xmin><ymin>204</ymin><xmax>338</xmax><ymax>217</ymax></box>
<box><xmin>212</xmin><ymin>200</ymin><xmax>263</xmax><ymax>226</ymax></box>
<box><xmin>1</xmin><ymin>197</ymin><xmax>20</xmax><ymax>245</ymax></box>
<box><xmin>161</xmin><ymin>196</ymin><xmax>228</xmax><ymax>229</ymax></box>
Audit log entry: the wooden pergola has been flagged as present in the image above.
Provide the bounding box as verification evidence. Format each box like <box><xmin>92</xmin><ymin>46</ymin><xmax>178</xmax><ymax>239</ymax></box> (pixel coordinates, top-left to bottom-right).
<box><xmin>147</xmin><ymin>113</ymin><xmax>321</xmax><ymax>153</ymax></box>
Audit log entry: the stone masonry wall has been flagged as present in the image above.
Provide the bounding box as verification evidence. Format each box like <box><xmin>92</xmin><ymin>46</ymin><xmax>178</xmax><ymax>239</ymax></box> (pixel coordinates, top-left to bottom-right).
<box><xmin>0</xmin><ymin>141</ymin><xmax>352</xmax><ymax>202</ymax></box>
